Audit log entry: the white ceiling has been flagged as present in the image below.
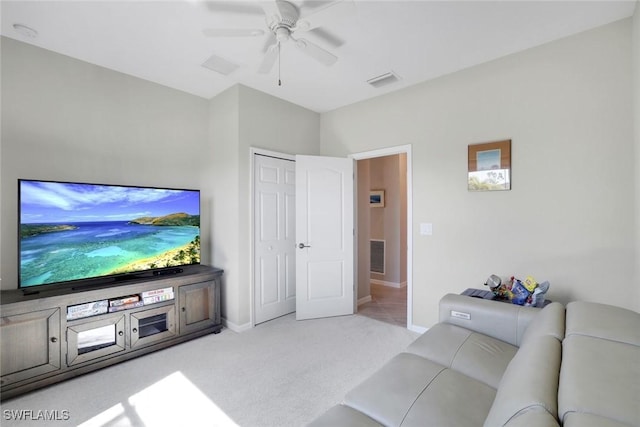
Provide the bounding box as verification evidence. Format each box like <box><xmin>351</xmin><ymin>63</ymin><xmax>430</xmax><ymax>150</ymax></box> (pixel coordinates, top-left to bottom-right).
<box><xmin>1</xmin><ymin>1</ymin><xmax>636</xmax><ymax>113</ymax></box>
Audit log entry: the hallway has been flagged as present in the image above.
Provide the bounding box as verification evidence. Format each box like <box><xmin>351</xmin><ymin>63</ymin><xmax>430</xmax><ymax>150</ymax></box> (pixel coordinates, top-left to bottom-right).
<box><xmin>358</xmin><ymin>283</ymin><xmax>407</xmax><ymax>327</ymax></box>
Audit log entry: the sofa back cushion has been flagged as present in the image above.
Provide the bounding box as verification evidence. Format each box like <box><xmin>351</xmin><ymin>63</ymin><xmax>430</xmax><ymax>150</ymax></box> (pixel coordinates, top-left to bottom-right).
<box><xmin>438</xmin><ymin>294</ymin><xmax>541</xmax><ymax>346</ymax></box>
<box><xmin>559</xmin><ymin>302</ymin><xmax>640</xmax><ymax>426</ymax></box>
<box><xmin>483</xmin><ymin>335</ymin><xmax>561</xmax><ymax>427</ymax></box>
<box><xmin>520</xmin><ymin>302</ymin><xmax>565</xmax><ymax>346</ymax></box>
<box><xmin>564</xmin><ymin>301</ymin><xmax>640</xmax><ymax>345</ymax></box>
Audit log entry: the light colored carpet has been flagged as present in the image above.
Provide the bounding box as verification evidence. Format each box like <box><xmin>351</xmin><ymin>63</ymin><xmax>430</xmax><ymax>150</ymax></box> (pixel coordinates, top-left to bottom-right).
<box><xmin>1</xmin><ymin>313</ymin><xmax>419</xmax><ymax>427</ymax></box>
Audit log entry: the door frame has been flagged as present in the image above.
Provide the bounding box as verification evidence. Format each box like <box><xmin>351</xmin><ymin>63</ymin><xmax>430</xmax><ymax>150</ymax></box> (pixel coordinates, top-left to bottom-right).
<box><xmin>249</xmin><ymin>145</ymin><xmax>415</xmax><ymax>331</ymax></box>
<box><xmin>249</xmin><ymin>148</ymin><xmax>296</xmax><ymax>328</ymax></box>
<box><xmin>350</xmin><ymin>144</ymin><xmax>415</xmax><ymax>331</ymax></box>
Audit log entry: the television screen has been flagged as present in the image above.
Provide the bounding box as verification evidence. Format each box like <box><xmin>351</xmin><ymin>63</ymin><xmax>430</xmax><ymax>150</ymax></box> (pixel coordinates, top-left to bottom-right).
<box><xmin>19</xmin><ymin>179</ymin><xmax>201</xmax><ymax>289</ymax></box>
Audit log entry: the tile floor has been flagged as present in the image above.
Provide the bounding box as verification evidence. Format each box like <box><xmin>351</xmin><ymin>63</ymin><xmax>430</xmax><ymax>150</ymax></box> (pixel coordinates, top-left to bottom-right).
<box><xmin>358</xmin><ymin>283</ymin><xmax>407</xmax><ymax>327</ymax></box>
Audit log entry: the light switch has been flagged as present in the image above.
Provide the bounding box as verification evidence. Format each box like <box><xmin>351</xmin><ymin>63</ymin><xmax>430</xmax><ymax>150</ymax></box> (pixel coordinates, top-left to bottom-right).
<box><xmin>420</xmin><ymin>223</ymin><xmax>433</xmax><ymax>236</ymax></box>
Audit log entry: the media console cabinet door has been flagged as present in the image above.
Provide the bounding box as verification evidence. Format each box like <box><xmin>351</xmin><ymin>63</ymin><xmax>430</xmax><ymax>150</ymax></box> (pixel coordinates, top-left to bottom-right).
<box><xmin>130</xmin><ymin>305</ymin><xmax>176</xmax><ymax>348</ymax></box>
<box><xmin>179</xmin><ymin>281</ymin><xmax>216</xmax><ymax>334</ymax></box>
<box><xmin>1</xmin><ymin>308</ymin><xmax>61</xmax><ymax>386</ymax></box>
<box><xmin>66</xmin><ymin>314</ymin><xmax>125</xmax><ymax>366</ymax></box>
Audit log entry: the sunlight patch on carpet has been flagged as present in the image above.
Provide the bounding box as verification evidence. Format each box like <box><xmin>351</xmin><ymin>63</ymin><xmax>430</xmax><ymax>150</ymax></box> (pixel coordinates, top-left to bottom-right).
<box><xmin>78</xmin><ymin>371</ymin><xmax>238</xmax><ymax>427</ymax></box>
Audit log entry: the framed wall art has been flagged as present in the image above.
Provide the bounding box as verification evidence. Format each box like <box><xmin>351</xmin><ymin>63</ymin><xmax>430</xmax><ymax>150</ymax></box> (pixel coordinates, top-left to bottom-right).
<box><xmin>468</xmin><ymin>140</ymin><xmax>511</xmax><ymax>191</ymax></box>
<box><xmin>370</xmin><ymin>190</ymin><xmax>385</xmax><ymax>207</ymax></box>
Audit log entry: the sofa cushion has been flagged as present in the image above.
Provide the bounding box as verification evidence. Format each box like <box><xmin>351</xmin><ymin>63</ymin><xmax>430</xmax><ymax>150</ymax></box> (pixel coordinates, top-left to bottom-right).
<box><xmin>520</xmin><ymin>302</ymin><xmax>565</xmax><ymax>345</ymax></box>
<box><xmin>399</xmin><ymin>368</ymin><xmax>497</xmax><ymax>427</ymax></box>
<box><xmin>558</xmin><ymin>334</ymin><xmax>640</xmax><ymax>426</ymax></box>
<box><xmin>484</xmin><ymin>335</ymin><xmax>561</xmax><ymax>427</ymax></box>
<box><xmin>343</xmin><ymin>353</ymin><xmax>446</xmax><ymax>426</ymax></box>
<box><xmin>405</xmin><ymin>323</ymin><xmax>517</xmax><ymax>388</ymax></box>
<box><xmin>562</xmin><ymin>412</ymin><xmax>637</xmax><ymax>427</ymax></box>
<box><xmin>343</xmin><ymin>352</ymin><xmax>496</xmax><ymax>427</ymax></box>
<box><xmin>307</xmin><ymin>404</ymin><xmax>383</xmax><ymax>427</ymax></box>
<box><xmin>565</xmin><ymin>301</ymin><xmax>640</xmax><ymax>345</ymax></box>
<box><xmin>502</xmin><ymin>408</ymin><xmax>560</xmax><ymax>427</ymax></box>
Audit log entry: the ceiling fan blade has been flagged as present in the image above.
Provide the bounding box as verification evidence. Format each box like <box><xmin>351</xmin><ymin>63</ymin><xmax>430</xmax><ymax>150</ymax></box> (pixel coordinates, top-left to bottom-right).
<box><xmin>260</xmin><ymin>1</ymin><xmax>282</xmax><ymax>27</ymax></box>
<box><xmin>203</xmin><ymin>28</ymin><xmax>265</xmax><ymax>37</ymax></box>
<box><xmin>262</xmin><ymin>33</ymin><xmax>277</xmax><ymax>53</ymax></box>
<box><xmin>204</xmin><ymin>2</ymin><xmax>264</xmax><ymax>16</ymax></box>
<box><xmin>258</xmin><ymin>44</ymin><xmax>279</xmax><ymax>74</ymax></box>
<box><xmin>294</xmin><ymin>38</ymin><xmax>337</xmax><ymax>66</ymax></box>
<box><xmin>296</xmin><ymin>0</ymin><xmax>355</xmax><ymax>32</ymax></box>
<box><xmin>307</xmin><ymin>27</ymin><xmax>345</xmax><ymax>48</ymax></box>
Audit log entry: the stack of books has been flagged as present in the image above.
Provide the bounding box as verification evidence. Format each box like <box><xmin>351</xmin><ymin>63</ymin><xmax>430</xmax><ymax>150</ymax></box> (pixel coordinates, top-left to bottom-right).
<box><xmin>108</xmin><ymin>295</ymin><xmax>144</xmax><ymax>312</ymax></box>
<box><xmin>67</xmin><ymin>300</ymin><xmax>109</xmax><ymax>320</ymax></box>
<box><xmin>141</xmin><ymin>287</ymin><xmax>174</xmax><ymax>305</ymax></box>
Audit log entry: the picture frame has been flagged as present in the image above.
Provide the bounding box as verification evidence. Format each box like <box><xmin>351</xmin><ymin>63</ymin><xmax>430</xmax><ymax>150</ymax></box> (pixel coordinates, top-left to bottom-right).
<box><xmin>370</xmin><ymin>190</ymin><xmax>385</xmax><ymax>207</ymax></box>
<box><xmin>468</xmin><ymin>139</ymin><xmax>511</xmax><ymax>191</ymax></box>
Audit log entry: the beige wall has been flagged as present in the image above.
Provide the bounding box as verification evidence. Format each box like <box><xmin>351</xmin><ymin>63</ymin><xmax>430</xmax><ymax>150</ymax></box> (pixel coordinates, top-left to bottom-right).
<box><xmin>357</xmin><ymin>159</ymin><xmax>371</xmax><ymax>301</ymax></box>
<box><xmin>368</xmin><ymin>155</ymin><xmax>407</xmax><ymax>287</ymax></box>
<box><xmin>209</xmin><ymin>85</ymin><xmax>241</xmax><ymax>325</ymax></box>
<box><xmin>0</xmin><ymin>37</ymin><xmax>211</xmax><ymax>290</ymax></box>
<box><xmin>321</xmin><ymin>19</ymin><xmax>636</xmax><ymax>328</ymax></box>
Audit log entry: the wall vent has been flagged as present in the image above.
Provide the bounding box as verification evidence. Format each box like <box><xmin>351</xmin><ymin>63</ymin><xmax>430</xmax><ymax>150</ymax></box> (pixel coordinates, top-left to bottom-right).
<box><xmin>366</xmin><ymin>71</ymin><xmax>400</xmax><ymax>88</ymax></box>
<box><xmin>370</xmin><ymin>240</ymin><xmax>385</xmax><ymax>274</ymax></box>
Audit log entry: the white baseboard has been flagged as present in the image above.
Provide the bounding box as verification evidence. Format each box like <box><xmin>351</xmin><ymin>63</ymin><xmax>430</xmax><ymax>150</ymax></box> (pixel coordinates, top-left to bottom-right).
<box><xmin>409</xmin><ymin>324</ymin><xmax>428</xmax><ymax>334</ymax></box>
<box><xmin>371</xmin><ymin>279</ymin><xmax>407</xmax><ymax>289</ymax></box>
<box><xmin>222</xmin><ymin>318</ymin><xmax>253</xmax><ymax>333</ymax></box>
<box><xmin>357</xmin><ymin>295</ymin><xmax>372</xmax><ymax>306</ymax></box>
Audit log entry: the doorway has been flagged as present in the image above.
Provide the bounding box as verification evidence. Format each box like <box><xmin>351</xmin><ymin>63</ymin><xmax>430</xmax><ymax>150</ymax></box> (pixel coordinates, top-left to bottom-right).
<box><xmin>353</xmin><ymin>153</ymin><xmax>409</xmax><ymax>328</ymax></box>
<box><xmin>251</xmin><ymin>149</ymin><xmax>354</xmax><ymax>325</ymax></box>
<box><xmin>251</xmin><ymin>145</ymin><xmax>412</xmax><ymax>328</ymax></box>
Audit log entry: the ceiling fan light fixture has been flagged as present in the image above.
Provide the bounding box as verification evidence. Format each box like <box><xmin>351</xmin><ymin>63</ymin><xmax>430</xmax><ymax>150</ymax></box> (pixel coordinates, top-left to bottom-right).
<box><xmin>275</xmin><ymin>27</ymin><xmax>290</xmax><ymax>42</ymax></box>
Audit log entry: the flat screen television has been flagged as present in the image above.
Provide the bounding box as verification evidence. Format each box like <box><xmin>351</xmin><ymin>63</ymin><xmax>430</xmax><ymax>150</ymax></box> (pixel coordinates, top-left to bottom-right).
<box><xmin>19</xmin><ymin>179</ymin><xmax>201</xmax><ymax>290</ymax></box>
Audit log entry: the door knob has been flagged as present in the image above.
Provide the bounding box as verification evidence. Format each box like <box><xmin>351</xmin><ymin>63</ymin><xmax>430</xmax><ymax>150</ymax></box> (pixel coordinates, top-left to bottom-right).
<box><xmin>298</xmin><ymin>243</ymin><xmax>311</xmax><ymax>249</ymax></box>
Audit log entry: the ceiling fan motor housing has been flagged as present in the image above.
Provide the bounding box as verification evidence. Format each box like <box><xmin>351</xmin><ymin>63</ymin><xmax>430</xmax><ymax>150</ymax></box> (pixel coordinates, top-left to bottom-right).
<box><xmin>274</xmin><ymin>0</ymin><xmax>299</xmax><ymax>28</ymax></box>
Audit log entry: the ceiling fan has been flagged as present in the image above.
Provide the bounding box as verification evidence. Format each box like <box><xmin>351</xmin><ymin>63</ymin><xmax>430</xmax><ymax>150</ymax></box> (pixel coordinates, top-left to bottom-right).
<box><xmin>203</xmin><ymin>0</ymin><xmax>353</xmax><ymax>77</ymax></box>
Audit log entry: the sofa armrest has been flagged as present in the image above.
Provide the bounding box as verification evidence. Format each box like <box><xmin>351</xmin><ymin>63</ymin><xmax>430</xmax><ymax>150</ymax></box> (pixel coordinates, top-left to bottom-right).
<box><xmin>438</xmin><ymin>293</ymin><xmax>541</xmax><ymax>346</ymax></box>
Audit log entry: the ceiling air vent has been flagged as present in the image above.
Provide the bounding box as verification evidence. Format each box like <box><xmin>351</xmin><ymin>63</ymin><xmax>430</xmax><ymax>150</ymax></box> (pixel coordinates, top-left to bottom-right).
<box><xmin>366</xmin><ymin>71</ymin><xmax>400</xmax><ymax>88</ymax></box>
<box><xmin>201</xmin><ymin>54</ymin><xmax>239</xmax><ymax>76</ymax></box>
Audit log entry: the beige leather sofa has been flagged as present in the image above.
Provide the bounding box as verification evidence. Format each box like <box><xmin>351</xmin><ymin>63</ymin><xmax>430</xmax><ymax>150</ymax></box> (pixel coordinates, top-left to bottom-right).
<box><xmin>309</xmin><ymin>294</ymin><xmax>640</xmax><ymax>427</ymax></box>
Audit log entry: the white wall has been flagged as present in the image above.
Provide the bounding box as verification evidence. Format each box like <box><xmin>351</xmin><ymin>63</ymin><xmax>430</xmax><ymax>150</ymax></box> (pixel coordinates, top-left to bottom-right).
<box><xmin>0</xmin><ymin>37</ymin><xmax>210</xmax><ymax>290</ymax></box>
<box><xmin>211</xmin><ymin>85</ymin><xmax>320</xmax><ymax>330</ymax></box>
<box><xmin>321</xmin><ymin>19</ymin><xmax>636</xmax><ymax>328</ymax></box>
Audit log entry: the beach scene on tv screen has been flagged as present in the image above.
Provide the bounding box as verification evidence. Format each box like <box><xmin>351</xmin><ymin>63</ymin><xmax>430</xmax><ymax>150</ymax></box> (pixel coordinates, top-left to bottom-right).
<box><xmin>20</xmin><ymin>181</ymin><xmax>201</xmax><ymax>287</ymax></box>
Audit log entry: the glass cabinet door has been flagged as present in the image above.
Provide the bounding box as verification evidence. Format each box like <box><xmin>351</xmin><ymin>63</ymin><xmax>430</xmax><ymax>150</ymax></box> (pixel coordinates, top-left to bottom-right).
<box><xmin>66</xmin><ymin>315</ymin><xmax>125</xmax><ymax>365</ymax></box>
<box><xmin>130</xmin><ymin>305</ymin><xmax>176</xmax><ymax>348</ymax></box>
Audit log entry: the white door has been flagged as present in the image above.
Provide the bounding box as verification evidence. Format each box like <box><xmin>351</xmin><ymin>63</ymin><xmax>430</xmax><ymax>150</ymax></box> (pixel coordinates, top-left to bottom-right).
<box><xmin>254</xmin><ymin>154</ymin><xmax>296</xmax><ymax>324</ymax></box>
<box><xmin>295</xmin><ymin>155</ymin><xmax>354</xmax><ymax>320</ymax></box>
